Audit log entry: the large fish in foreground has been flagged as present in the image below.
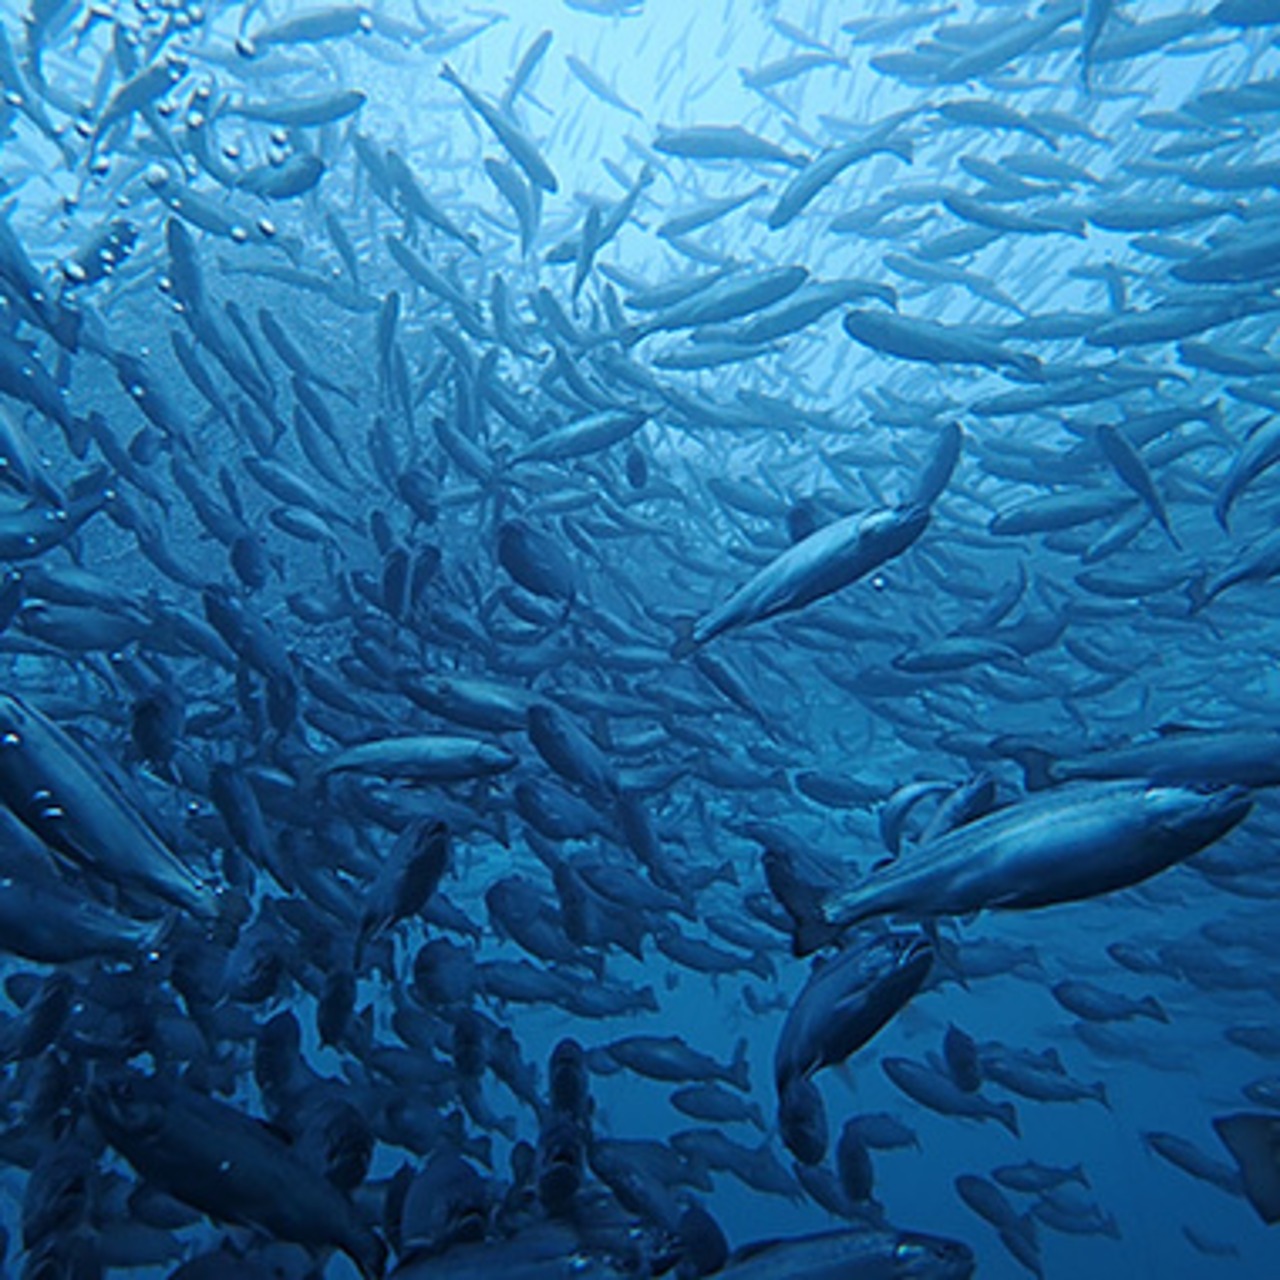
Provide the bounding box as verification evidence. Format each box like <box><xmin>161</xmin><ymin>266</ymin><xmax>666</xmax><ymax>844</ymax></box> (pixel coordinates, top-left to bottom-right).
<box><xmin>775</xmin><ymin>931</ymin><xmax>934</xmax><ymax>1093</ymax></box>
<box><xmin>786</xmin><ymin>782</ymin><xmax>1252</xmax><ymax>954</ymax></box>
<box><xmin>996</xmin><ymin>727</ymin><xmax>1280</xmax><ymax>790</ymax></box>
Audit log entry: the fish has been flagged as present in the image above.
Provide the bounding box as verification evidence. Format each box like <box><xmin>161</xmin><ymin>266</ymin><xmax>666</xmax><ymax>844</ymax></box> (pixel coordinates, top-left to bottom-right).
<box><xmin>440</xmin><ymin>62</ymin><xmax>558</xmax><ymax>194</ymax></box>
<box><xmin>319</xmin><ymin>735</ymin><xmax>518</xmax><ymax>782</ymax></box>
<box><xmin>791</xmin><ymin>783</ymin><xmax>1252</xmax><ymax>953</ymax></box>
<box><xmin>1145</xmin><ymin>1131</ymin><xmax>1245</xmax><ymax>1198</ymax></box>
<box><xmin>89</xmin><ymin>1073</ymin><xmax>386</xmax><ymax>1278</ymax></box>
<box><xmin>775</xmin><ymin>931</ymin><xmax>934</xmax><ymax>1092</ymax></box>
<box><xmin>882</xmin><ymin>1057</ymin><xmax>1021</xmax><ymax>1137</ymax></box>
<box><xmin>221</xmin><ymin>89</ymin><xmax>367</xmax><ymax>128</ymax></box>
<box><xmin>593</xmin><ymin>1035</ymin><xmax>751</xmax><ymax>1091</ymax></box>
<box><xmin>768</xmin><ymin>127</ymin><xmax>912</xmax><ymax>230</ymax></box>
<box><xmin>1095</xmin><ymin>423</ymin><xmax>1179</xmax><ymax>548</ymax></box>
<box><xmin>0</xmin><ymin>693</ymin><xmax>229</xmax><ymax>923</ymax></box>
<box><xmin>1051</xmin><ymin>980</ymin><xmax>1169</xmax><ymax>1024</ymax></box>
<box><xmin>565</xmin><ymin>54</ymin><xmax>642</xmax><ymax>118</ymax></box>
<box><xmin>993</xmin><ymin>1161</ymin><xmax>1090</xmax><ymax>1194</ymax></box>
<box><xmin>0</xmin><ymin>8</ymin><xmax>1272</xmax><ymax>1276</ymax></box>
<box><xmin>843</xmin><ymin>310</ymin><xmax>1041</xmax><ymax>378</ymax></box>
<box><xmin>996</xmin><ymin>727</ymin><xmax>1280</xmax><ymax>790</ymax></box>
<box><xmin>654</xmin><ymin>124</ymin><xmax>808</xmax><ymax>168</ymax></box>
<box><xmin>713</xmin><ymin>1227</ymin><xmax>973</xmax><ymax>1279</ymax></box>
<box><xmin>675</xmin><ymin>504</ymin><xmax>931</xmax><ymax>655</ymax></box>
<box><xmin>1214</xmin><ymin>415</ymin><xmax>1280</xmax><ymax>529</ymax></box>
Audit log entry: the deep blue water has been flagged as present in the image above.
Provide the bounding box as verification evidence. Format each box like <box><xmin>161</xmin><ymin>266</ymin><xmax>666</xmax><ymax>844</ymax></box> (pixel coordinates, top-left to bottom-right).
<box><xmin>0</xmin><ymin>1</ymin><xmax>1278</xmax><ymax>1277</ymax></box>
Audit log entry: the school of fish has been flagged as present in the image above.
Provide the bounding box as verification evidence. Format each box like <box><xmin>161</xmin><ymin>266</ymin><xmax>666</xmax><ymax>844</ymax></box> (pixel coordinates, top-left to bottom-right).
<box><xmin>0</xmin><ymin>0</ymin><xmax>1277</xmax><ymax>1276</ymax></box>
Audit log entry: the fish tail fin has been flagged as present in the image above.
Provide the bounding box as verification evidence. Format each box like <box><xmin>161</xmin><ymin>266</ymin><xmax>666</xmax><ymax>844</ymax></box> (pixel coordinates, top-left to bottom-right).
<box><xmin>729</xmin><ymin>1036</ymin><xmax>751</xmax><ymax>1093</ymax></box>
<box><xmin>439</xmin><ymin>61</ymin><xmax>461</xmax><ymax>88</ymax></box>
<box><xmin>349</xmin><ymin>1228</ymin><xmax>387</xmax><ymax>1280</ymax></box>
<box><xmin>67</xmin><ymin>413</ymin><xmax>91</xmax><ymax>459</ymax></box>
<box><xmin>998</xmin><ymin>741</ymin><xmax>1055</xmax><ymax>791</ymax></box>
<box><xmin>1140</xmin><ymin>996</ymin><xmax>1170</xmax><ymax>1023</ymax></box>
<box><xmin>748</xmin><ymin>951</ymin><xmax>776</xmax><ymax>983</ymax></box>
<box><xmin>670</xmin><ymin>617</ymin><xmax>698</xmax><ymax>660</ymax></box>
<box><xmin>209</xmin><ymin>884</ymin><xmax>251</xmax><ymax>946</ymax></box>
<box><xmin>1214</xmin><ymin>1113</ymin><xmax>1280</xmax><ymax>1225</ymax></box>
<box><xmin>713</xmin><ymin>859</ymin><xmax>740</xmax><ymax>888</ymax></box>
<box><xmin>793</xmin><ymin>909</ymin><xmax>841</xmax><ymax>959</ymax></box>
<box><xmin>997</xmin><ymin>1101</ymin><xmax>1021</xmax><ymax>1138</ymax></box>
<box><xmin>1073</xmin><ymin>1163</ymin><xmax>1091</xmax><ymax>1188</ymax></box>
<box><xmin>762</xmin><ymin>848</ymin><xmax>838</xmax><ymax>957</ymax></box>
<box><xmin>1186</xmin><ymin>574</ymin><xmax>1208</xmax><ymax>616</ymax></box>
<box><xmin>50</xmin><ymin>303</ymin><xmax>82</xmax><ymax>352</ymax></box>
<box><xmin>1093</xmin><ymin>1081</ymin><xmax>1110</xmax><ymax>1110</ymax></box>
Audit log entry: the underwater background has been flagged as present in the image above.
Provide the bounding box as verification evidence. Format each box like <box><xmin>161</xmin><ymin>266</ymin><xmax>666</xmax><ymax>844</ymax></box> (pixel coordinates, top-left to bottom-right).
<box><xmin>0</xmin><ymin>0</ymin><xmax>1276</xmax><ymax>1276</ymax></box>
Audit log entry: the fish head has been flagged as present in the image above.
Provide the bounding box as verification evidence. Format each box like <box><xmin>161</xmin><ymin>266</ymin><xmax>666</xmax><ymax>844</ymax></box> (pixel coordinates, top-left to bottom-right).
<box><xmin>892</xmin><ymin>1232</ymin><xmax>976</xmax><ymax>1279</ymax></box>
<box><xmin>863</xmin><ymin>503</ymin><xmax>930</xmax><ymax>561</ymax></box>
<box><xmin>882</xmin><ymin>929</ymin><xmax>936</xmax><ymax>989</ymax></box>
<box><xmin>1147</xmin><ymin>783</ymin><xmax>1253</xmax><ymax>856</ymax></box>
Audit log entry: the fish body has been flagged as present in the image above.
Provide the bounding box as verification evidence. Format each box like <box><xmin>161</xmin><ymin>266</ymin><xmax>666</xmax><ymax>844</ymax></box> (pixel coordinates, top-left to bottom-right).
<box><xmin>805</xmin><ymin>783</ymin><xmax>1252</xmax><ymax>950</ymax></box>
<box><xmin>0</xmin><ymin>694</ymin><xmax>222</xmax><ymax>921</ymax></box>
<box><xmin>440</xmin><ymin>61</ymin><xmax>558</xmax><ymax>193</ymax></box>
<box><xmin>90</xmin><ymin>1074</ymin><xmax>385</xmax><ymax>1277</ymax></box>
<box><xmin>775</xmin><ymin>932</ymin><xmax>933</xmax><ymax>1089</ymax></box>
<box><xmin>320</xmin><ymin>736</ymin><xmax>517</xmax><ymax>781</ymax></box>
<box><xmin>999</xmin><ymin>728</ymin><xmax>1280</xmax><ymax>789</ymax></box>
<box><xmin>682</xmin><ymin>505</ymin><xmax>929</xmax><ymax>653</ymax></box>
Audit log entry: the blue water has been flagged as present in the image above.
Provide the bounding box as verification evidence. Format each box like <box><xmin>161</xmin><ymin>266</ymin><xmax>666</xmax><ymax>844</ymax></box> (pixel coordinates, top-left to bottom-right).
<box><xmin>0</xmin><ymin>0</ymin><xmax>1278</xmax><ymax>1276</ymax></box>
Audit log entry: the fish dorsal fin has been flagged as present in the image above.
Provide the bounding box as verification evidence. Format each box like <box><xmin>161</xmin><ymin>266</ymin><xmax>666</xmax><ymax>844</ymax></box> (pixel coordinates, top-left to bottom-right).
<box><xmin>1214</xmin><ymin>1114</ymin><xmax>1280</xmax><ymax>1225</ymax></box>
